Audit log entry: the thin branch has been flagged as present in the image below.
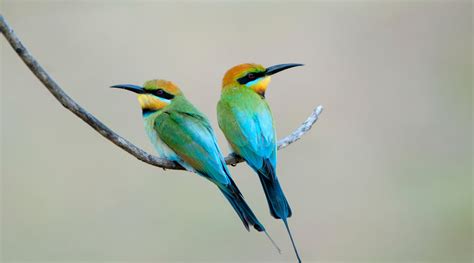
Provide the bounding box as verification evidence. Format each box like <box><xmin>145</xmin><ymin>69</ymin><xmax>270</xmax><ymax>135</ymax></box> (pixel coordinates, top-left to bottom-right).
<box><xmin>277</xmin><ymin>106</ymin><xmax>323</xmax><ymax>150</ymax></box>
<box><xmin>0</xmin><ymin>15</ymin><xmax>323</xmax><ymax>170</ymax></box>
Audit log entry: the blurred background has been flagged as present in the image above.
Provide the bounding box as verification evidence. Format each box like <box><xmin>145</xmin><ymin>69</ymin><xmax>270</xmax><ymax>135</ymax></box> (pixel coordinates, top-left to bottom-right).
<box><xmin>1</xmin><ymin>1</ymin><xmax>472</xmax><ymax>262</ymax></box>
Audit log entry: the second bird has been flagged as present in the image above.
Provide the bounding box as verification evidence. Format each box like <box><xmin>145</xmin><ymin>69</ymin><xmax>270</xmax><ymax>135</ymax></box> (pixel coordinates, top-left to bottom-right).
<box><xmin>217</xmin><ymin>63</ymin><xmax>304</xmax><ymax>262</ymax></box>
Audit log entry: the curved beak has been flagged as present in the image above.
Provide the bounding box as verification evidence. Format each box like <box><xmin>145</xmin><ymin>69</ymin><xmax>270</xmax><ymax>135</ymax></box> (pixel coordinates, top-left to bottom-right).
<box><xmin>265</xmin><ymin>63</ymin><xmax>303</xmax><ymax>76</ymax></box>
<box><xmin>110</xmin><ymin>84</ymin><xmax>145</xmax><ymax>94</ymax></box>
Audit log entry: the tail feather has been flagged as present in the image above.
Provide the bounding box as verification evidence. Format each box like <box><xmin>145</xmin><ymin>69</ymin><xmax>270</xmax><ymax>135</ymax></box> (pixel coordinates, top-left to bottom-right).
<box><xmin>283</xmin><ymin>218</ymin><xmax>302</xmax><ymax>263</ymax></box>
<box><xmin>219</xmin><ymin>179</ymin><xmax>265</xmax><ymax>232</ymax></box>
<box><xmin>220</xmin><ymin>181</ymin><xmax>281</xmax><ymax>253</ymax></box>
<box><xmin>257</xmin><ymin>160</ymin><xmax>292</xmax><ymax>219</ymax></box>
<box><xmin>257</xmin><ymin>160</ymin><xmax>300</xmax><ymax>261</ymax></box>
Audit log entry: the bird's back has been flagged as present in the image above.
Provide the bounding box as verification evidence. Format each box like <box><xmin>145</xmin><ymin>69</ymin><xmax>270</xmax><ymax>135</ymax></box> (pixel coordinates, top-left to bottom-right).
<box><xmin>218</xmin><ymin>87</ymin><xmax>292</xmax><ymax>219</ymax></box>
<box><xmin>148</xmin><ymin>96</ymin><xmax>230</xmax><ymax>186</ymax></box>
<box><xmin>217</xmin><ymin>87</ymin><xmax>277</xmax><ymax>172</ymax></box>
<box><xmin>147</xmin><ymin>96</ymin><xmax>266</xmax><ymax>232</ymax></box>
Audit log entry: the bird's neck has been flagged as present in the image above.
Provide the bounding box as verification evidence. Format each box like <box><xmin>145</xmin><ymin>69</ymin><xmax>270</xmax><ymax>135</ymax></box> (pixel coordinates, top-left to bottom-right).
<box><xmin>141</xmin><ymin>96</ymin><xmax>199</xmax><ymax>119</ymax></box>
<box><xmin>222</xmin><ymin>85</ymin><xmax>265</xmax><ymax>100</ymax></box>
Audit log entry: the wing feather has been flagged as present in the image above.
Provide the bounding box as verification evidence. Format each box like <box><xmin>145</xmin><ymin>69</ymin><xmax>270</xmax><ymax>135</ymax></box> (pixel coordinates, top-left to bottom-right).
<box><xmin>155</xmin><ymin>111</ymin><xmax>230</xmax><ymax>186</ymax></box>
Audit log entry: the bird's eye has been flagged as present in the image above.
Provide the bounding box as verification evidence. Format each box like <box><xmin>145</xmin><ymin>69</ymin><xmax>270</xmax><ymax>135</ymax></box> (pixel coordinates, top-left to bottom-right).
<box><xmin>247</xmin><ymin>73</ymin><xmax>255</xmax><ymax>80</ymax></box>
<box><xmin>151</xmin><ymin>88</ymin><xmax>175</xmax><ymax>100</ymax></box>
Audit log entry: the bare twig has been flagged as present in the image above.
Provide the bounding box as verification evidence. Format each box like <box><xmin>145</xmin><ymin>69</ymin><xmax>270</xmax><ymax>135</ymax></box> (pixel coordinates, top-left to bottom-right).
<box><xmin>0</xmin><ymin>15</ymin><xmax>323</xmax><ymax>170</ymax></box>
<box><xmin>277</xmin><ymin>106</ymin><xmax>323</xmax><ymax>150</ymax></box>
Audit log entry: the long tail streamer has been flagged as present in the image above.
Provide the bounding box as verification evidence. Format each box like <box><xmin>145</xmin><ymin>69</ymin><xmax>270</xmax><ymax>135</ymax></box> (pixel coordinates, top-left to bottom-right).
<box><xmin>283</xmin><ymin>218</ymin><xmax>302</xmax><ymax>262</ymax></box>
<box><xmin>264</xmin><ymin>230</ymin><xmax>282</xmax><ymax>254</ymax></box>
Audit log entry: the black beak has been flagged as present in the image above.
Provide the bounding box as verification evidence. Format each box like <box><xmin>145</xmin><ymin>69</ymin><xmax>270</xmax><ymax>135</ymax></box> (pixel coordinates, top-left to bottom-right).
<box><xmin>265</xmin><ymin>63</ymin><xmax>304</xmax><ymax>76</ymax></box>
<box><xmin>110</xmin><ymin>84</ymin><xmax>145</xmax><ymax>94</ymax></box>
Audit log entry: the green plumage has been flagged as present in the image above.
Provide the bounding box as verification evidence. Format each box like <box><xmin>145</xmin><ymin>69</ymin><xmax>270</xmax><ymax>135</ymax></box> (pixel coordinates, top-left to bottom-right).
<box><xmin>146</xmin><ymin>94</ymin><xmax>265</xmax><ymax>232</ymax></box>
<box><xmin>153</xmin><ymin>96</ymin><xmax>228</xmax><ymax>185</ymax></box>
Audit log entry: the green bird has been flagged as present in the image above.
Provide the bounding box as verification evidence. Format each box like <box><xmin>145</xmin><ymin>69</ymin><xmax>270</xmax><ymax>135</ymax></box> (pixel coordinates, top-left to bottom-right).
<box><xmin>217</xmin><ymin>63</ymin><xmax>303</xmax><ymax>262</ymax></box>
<box><xmin>111</xmin><ymin>79</ymin><xmax>279</xmax><ymax>251</ymax></box>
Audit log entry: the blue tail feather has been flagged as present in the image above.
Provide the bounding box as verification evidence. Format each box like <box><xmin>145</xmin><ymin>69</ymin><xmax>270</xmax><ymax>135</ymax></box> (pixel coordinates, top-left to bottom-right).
<box><xmin>257</xmin><ymin>159</ymin><xmax>301</xmax><ymax>261</ymax></box>
<box><xmin>257</xmin><ymin>160</ymin><xmax>292</xmax><ymax>219</ymax></box>
<box><xmin>219</xmin><ymin>179</ymin><xmax>265</xmax><ymax>232</ymax></box>
<box><xmin>283</xmin><ymin>218</ymin><xmax>302</xmax><ymax>263</ymax></box>
<box><xmin>220</xmin><ymin>180</ymin><xmax>282</xmax><ymax>253</ymax></box>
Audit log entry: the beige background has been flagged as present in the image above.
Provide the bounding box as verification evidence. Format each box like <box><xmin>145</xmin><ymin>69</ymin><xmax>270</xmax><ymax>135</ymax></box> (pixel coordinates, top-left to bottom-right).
<box><xmin>1</xmin><ymin>1</ymin><xmax>472</xmax><ymax>262</ymax></box>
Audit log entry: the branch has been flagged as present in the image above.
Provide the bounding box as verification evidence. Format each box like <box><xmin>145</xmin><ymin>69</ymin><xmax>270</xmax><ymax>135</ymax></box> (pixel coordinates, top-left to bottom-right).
<box><xmin>0</xmin><ymin>15</ymin><xmax>323</xmax><ymax>170</ymax></box>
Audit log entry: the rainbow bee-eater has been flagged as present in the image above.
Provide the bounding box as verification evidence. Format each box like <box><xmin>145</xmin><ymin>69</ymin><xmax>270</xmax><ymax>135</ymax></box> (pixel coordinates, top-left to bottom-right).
<box><xmin>217</xmin><ymin>63</ymin><xmax>303</xmax><ymax>262</ymax></box>
<box><xmin>111</xmin><ymin>79</ymin><xmax>279</xmax><ymax>251</ymax></box>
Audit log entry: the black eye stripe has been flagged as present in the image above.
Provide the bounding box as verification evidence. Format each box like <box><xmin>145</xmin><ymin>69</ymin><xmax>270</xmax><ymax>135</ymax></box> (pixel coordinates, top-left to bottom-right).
<box><xmin>142</xmin><ymin>109</ymin><xmax>157</xmax><ymax>116</ymax></box>
<box><xmin>151</xmin><ymin>89</ymin><xmax>175</xmax><ymax>99</ymax></box>
<box><xmin>237</xmin><ymin>71</ymin><xmax>266</xmax><ymax>85</ymax></box>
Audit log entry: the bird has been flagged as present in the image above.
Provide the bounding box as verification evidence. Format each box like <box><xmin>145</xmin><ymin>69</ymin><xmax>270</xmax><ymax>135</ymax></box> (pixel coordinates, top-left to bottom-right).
<box><xmin>111</xmin><ymin>79</ymin><xmax>280</xmax><ymax>252</ymax></box>
<box><xmin>217</xmin><ymin>63</ymin><xmax>304</xmax><ymax>262</ymax></box>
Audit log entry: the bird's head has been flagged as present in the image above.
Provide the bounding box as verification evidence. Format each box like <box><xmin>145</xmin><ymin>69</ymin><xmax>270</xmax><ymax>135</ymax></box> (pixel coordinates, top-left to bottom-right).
<box><xmin>222</xmin><ymin>63</ymin><xmax>303</xmax><ymax>97</ymax></box>
<box><xmin>111</xmin><ymin>79</ymin><xmax>182</xmax><ymax>114</ymax></box>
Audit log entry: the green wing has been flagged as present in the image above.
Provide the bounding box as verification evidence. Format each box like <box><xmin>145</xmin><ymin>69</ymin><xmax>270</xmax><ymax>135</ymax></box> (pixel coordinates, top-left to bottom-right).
<box><xmin>154</xmin><ymin>110</ymin><xmax>230</xmax><ymax>186</ymax></box>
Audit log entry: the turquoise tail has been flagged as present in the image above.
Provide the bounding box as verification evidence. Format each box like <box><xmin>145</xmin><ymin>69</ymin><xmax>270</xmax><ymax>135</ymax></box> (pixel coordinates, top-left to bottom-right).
<box><xmin>219</xmin><ymin>180</ymin><xmax>264</xmax><ymax>232</ymax></box>
<box><xmin>220</xmin><ymin>180</ymin><xmax>281</xmax><ymax>253</ymax></box>
<box><xmin>221</xmin><ymin>188</ymin><xmax>265</xmax><ymax>232</ymax></box>
<box><xmin>257</xmin><ymin>159</ymin><xmax>292</xmax><ymax>219</ymax></box>
<box><xmin>256</xmin><ymin>159</ymin><xmax>300</xmax><ymax>261</ymax></box>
